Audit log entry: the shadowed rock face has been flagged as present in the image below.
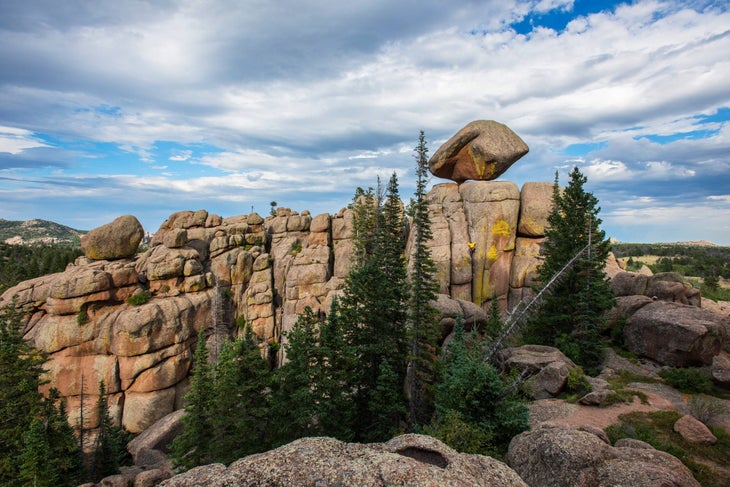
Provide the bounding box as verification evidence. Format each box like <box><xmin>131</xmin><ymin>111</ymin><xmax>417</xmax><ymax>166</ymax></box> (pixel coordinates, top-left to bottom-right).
<box><xmin>429</xmin><ymin>120</ymin><xmax>529</xmax><ymax>183</ymax></box>
<box><xmin>159</xmin><ymin>434</ymin><xmax>528</xmax><ymax>487</ymax></box>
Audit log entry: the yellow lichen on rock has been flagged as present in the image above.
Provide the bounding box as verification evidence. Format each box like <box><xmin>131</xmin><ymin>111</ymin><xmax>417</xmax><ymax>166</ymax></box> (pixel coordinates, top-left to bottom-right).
<box><xmin>492</xmin><ymin>219</ymin><xmax>510</xmax><ymax>237</ymax></box>
<box><xmin>488</xmin><ymin>245</ymin><xmax>499</xmax><ymax>262</ymax></box>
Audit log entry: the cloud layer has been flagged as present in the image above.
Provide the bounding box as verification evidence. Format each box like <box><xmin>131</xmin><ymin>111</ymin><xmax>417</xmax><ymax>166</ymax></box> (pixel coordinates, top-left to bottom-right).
<box><xmin>0</xmin><ymin>0</ymin><xmax>728</xmax><ymax>244</ymax></box>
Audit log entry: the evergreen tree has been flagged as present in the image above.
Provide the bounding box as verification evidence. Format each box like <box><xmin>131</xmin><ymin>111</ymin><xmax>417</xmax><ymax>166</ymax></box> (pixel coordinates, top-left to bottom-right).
<box><xmin>92</xmin><ymin>381</ymin><xmax>129</xmax><ymax>480</ymax></box>
<box><xmin>429</xmin><ymin>317</ymin><xmax>529</xmax><ymax>456</ymax></box>
<box><xmin>0</xmin><ymin>304</ymin><xmax>46</xmax><ymax>485</ymax></box>
<box><xmin>170</xmin><ymin>330</ymin><xmax>215</xmax><ymax>469</ymax></box>
<box><xmin>18</xmin><ymin>418</ymin><xmax>55</xmax><ymax>487</ymax></box>
<box><xmin>211</xmin><ymin>327</ymin><xmax>271</xmax><ymax>464</ymax></box>
<box><xmin>336</xmin><ymin>173</ymin><xmax>409</xmax><ymax>440</ymax></box>
<box><xmin>365</xmin><ymin>360</ymin><xmax>406</xmax><ymax>442</ymax></box>
<box><xmin>270</xmin><ymin>306</ymin><xmax>356</xmax><ymax>444</ymax></box>
<box><xmin>407</xmin><ymin>131</ymin><xmax>441</xmax><ymax>427</ymax></box>
<box><xmin>484</xmin><ymin>292</ymin><xmax>502</xmax><ymax>339</ymax></box>
<box><xmin>523</xmin><ymin>167</ymin><xmax>614</xmax><ymax>375</ymax></box>
<box><xmin>18</xmin><ymin>389</ymin><xmax>83</xmax><ymax>487</ymax></box>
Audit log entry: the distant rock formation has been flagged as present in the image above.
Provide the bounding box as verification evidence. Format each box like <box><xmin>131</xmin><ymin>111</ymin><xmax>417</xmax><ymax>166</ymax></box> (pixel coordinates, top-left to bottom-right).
<box><xmin>158</xmin><ymin>434</ymin><xmax>528</xmax><ymax>487</ymax></box>
<box><xmin>428</xmin><ymin>120</ymin><xmax>528</xmax><ymax>183</ymax></box>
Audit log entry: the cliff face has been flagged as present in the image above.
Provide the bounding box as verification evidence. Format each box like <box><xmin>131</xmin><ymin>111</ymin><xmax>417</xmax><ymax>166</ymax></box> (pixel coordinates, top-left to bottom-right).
<box><xmin>0</xmin><ymin>180</ymin><xmax>553</xmax><ymax>443</ymax></box>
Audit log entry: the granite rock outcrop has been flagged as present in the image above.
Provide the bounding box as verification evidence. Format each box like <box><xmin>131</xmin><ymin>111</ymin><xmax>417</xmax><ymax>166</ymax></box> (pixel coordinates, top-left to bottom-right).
<box><xmin>159</xmin><ymin>434</ymin><xmax>528</xmax><ymax>487</ymax></box>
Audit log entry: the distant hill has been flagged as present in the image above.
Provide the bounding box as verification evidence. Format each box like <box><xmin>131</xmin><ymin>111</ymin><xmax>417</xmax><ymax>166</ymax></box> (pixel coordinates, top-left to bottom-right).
<box><xmin>0</xmin><ymin>218</ymin><xmax>86</xmax><ymax>245</ymax></box>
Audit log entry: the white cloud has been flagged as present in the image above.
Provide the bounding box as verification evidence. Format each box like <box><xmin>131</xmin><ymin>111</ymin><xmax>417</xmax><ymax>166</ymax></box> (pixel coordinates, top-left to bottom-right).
<box><xmin>1</xmin><ymin>1</ymin><xmax>729</xmax><ymax>243</ymax></box>
<box><xmin>0</xmin><ymin>126</ymin><xmax>49</xmax><ymax>154</ymax></box>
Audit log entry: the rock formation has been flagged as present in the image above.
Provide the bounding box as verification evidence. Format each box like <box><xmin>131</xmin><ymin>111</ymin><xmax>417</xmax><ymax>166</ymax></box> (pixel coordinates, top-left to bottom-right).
<box><xmin>81</xmin><ymin>214</ymin><xmax>144</xmax><ymax>260</ymax></box>
<box><xmin>158</xmin><ymin>434</ymin><xmax>528</xmax><ymax>487</ymax></box>
<box><xmin>0</xmin><ymin>171</ymin><xmax>557</xmax><ymax>448</ymax></box>
<box><xmin>428</xmin><ymin>120</ymin><xmax>529</xmax><ymax>183</ymax></box>
<box><xmin>508</xmin><ymin>423</ymin><xmax>700</xmax><ymax>487</ymax></box>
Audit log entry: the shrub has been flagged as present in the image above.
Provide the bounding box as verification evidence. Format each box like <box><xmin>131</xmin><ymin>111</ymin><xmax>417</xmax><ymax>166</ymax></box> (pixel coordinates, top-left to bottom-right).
<box><xmin>76</xmin><ymin>309</ymin><xmax>88</xmax><ymax>325</ymax></box>
<box><xmin>423</xmin><ymin>410</ymin><xmax>494</xmax><ymax>455</ymax></box>
<box><xmin>127</xmin><ymin>291</ymin><xmax>150</xmax><ymax>306</ymax></box>
<box><xmin>566</xmin><ymin>366</ymin><xmax>591</xmax><ymax>396</ymax></box>
<box><xmin>659</xmin><ymin>367</ymin><xmax>713</xmax><ymax>394</ymax></box>
<box><xmin>689</xmin><ymin>395</ymin><xmax>728</xmax><ymax>424</ymax></box>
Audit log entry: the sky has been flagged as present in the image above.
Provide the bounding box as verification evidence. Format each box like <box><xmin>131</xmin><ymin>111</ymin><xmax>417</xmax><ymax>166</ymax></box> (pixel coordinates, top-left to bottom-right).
<box><xmin>0</xmin><ymin>0</ymin><xmax>729</xmax><ymax>245</ymax></box>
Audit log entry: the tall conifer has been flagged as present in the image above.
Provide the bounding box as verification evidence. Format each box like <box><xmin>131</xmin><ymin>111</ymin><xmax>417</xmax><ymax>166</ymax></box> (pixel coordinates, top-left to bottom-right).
<box><xmin>0</xmin><ymin>304</ymin><xmax>46</xmax><ymax>485</ymax></box>
<box><xmin>524</xmin><ymin>167</ymin><xmax>614</xmax><ymax>374</ymax></box>
<box><xmin>407</xmin><ymin>131</ymin><xmax>441</xmax><ymax>427</ymax></box>
<box><xmin>211</xmin><ymin>327</ymin><xmax>271</xmax><ymax>463</ymax></box>
<box><xmin>171</xmin><ymin>330</ymin><xmax>215</xmax><ymax>469</ymax></box>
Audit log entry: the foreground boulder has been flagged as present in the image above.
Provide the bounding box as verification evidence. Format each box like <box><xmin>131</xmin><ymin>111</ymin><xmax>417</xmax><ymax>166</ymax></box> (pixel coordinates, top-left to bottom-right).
<box><xmin>81</xmin><ymin>214</ymin><xmax>144</xmax><ymax>260</ymax></box>
<box><xmin>499</xmin><ymin>345</ymin><xmax>577</xmax><ymax>399</ymax></box>
<box><xmin>159</xmin><ymin>434</ymin><xmax>527</xmax><ymax>487</ymax></box>
<box><xmin>625</xmin><ymin>301</ymin><xmax>727</xmax><ymax>366</ymax></box>
<box><xmin>429</xmin><ymin>120</ymin><xmax>528</xmax><ymax>183</ymax></box>
<box><xmin>508</xmin><ymin>423</ymin><xmax>700</xmax><ymax>487</ymax></box>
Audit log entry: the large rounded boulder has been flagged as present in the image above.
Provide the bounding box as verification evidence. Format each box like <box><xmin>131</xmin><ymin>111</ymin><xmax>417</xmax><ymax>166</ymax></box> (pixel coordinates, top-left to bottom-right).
<box><xmin>429</xmin><ymin>120</ymin><xmax>528</xmax><ymax>183</ymax></box>
<box><xmin>625</xmin><ymin>301</ymin><xmax>727</xmax><ymax>366</ymax></box>
<box><xmin>81</xmin><ymin>215</ymin><xmax>144</xmax><ymax>260</ymax></box>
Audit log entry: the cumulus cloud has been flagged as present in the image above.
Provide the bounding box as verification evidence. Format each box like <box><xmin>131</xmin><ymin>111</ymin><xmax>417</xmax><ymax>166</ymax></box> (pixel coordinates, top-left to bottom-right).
<box><xmin>0</xmin><ymin>0</ymin><xmax>728</xmax><ymax>243</ymax></box>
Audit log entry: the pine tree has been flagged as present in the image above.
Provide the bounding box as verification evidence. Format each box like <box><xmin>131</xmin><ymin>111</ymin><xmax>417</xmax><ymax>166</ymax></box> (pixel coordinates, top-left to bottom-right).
<box><xmin>407</xmin><ymin>130</ymin><xmax>441</xmax><ymax>428</ymax></box>
<box><xmin>335</xmin><ymin>174</ymin><xmax>409</xmax><ymax>440</ymax></box>
<box><xmin>365</xmin><ymin>360</ymin><xmax>406</xmax><ymax>442</ymax></box>
<box><xmin>270</xmin><ymin>306</ymin><xmax>357</xmax><ymax>444</ymax></box>
<box><xmin>92</xmin><ymin>381</ymin><xmax>128</xmax><ymax>480</ymax></box>
<box><xmin>523</xmin><ymin>167</ymin><xmax>614</xmax><ymax>375</ymax></box>
<box><xmin>211</xmin><ymin>327</ymin><xmax>271</xmax><ymax>464</ymax></box>
<box><xmin>170</xmin><ymin>330</ymin><xmax>215</xmax><ymax>469</ymax></box>
<box><xmin>429</xmin><ymin>317</ymin><xmax>529</xmax><ymax>456</ymax></box>
<box><xmin>18</xmin><ymin>418</ymin><xmax>55</xmax><ymax>487</ymax></box>
<box><xmin>0</xmin><ymin>303</ymin><xmax>46</xmax><ymax>485</ymax></box>
<box><xmin>18</xmin><ymin>389</ymin><xmax>83</xmax><ymax>487</ymax></box>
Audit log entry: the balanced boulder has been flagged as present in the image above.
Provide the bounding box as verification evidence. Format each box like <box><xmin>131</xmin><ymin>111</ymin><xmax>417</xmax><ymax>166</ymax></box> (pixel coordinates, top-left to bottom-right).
<box><xmin>81</xmin><ymin>215</ymin><xmax>144</xmax><ymax>260</ymax></box>
<box><xmin>429</xmin><ymin>120</ymin><xmax>528</xmax><ymax>183</ymax></box>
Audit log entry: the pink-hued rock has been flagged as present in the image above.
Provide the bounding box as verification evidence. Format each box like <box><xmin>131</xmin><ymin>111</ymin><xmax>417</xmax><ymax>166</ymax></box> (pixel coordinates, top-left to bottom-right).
<box><xmin>674</xmin><ymin>414</ymin><xmax>717</xmax><ymax>445</ymax></box>
<box><xmin>429</xmin><ymin>120</ymin><xmax>528</xmax><ymax>183</ymax></box>
<box><xmin>625</xmin><ymin>301</ymin><xmax>727</xmax><ymax>366</ymax></box>
<box><xmin>160</xmin><ymin>434</ymin><xmax>528</xmax><ymax>487</ymax></box>
<box><xmin>518</xmin><ymin>182</ymin><xmax>554</xmax><ymax>237</ymax></box>
<box><xmin>508</xmin><ymin>423</ymin><xmax>700</xmax><ymax>487</ymax></box>
<box><xmin>81</xmin><ymin>215</ymin><xmax>144</xmax><ymax>260</ymax></box>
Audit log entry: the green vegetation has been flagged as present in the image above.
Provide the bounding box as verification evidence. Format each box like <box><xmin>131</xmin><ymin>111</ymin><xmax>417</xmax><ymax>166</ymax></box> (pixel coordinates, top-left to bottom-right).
<box><xmin>126</xmin><ymin>291</ymin><xmax>150</xmax><ymax>306</ymax></box>
<box><xmin>1</xmin><ymin>305</ymin><xmax>83</xmax><ymax>486</ymax></box>
<box><xmin>606</xmin><ymin>410</ymin><xmax>730</xmax><ymax>487</ymax></box>
<box><xmin>0</xmin><ymin>242</ymin><xmax>82</xmax><ymax>293</ymax></box>
<box><xmin>0</xmin><ymin>218</ymin><xmax>85</xmax><ymax>244</ymax></box>
<box><xmin>407</xmin><ymin>131</ymin><xmax>441</xmax><ymax>428</ymax></box>
<box><xmin>426</xmin><ymin>317</ymin><xmax>529</xmax><ymax>457</ymax></box>
<box><xmin>688</xmin><ymin>395</ymin><xmax>728</xmax><ymax>424</ymax></box>
<box><xmin>523</xmin><ymin>167</ymin><xmax>615</xmax><ymax>375</ymax></box>
<box><xmin>171</xmin><ymin>331</ymin><xmax>216</xmax><ymax>469</ymax></box>
<box><xmin>659</xmin><ymin>367</ymin><xmax>714</xmax><ymax>394</ymax></box>
<box><xmin>91</xmin><ymin>381</ymin><xmax>130</xmax><ymax>481</ymax></box>
<box><xmin>613</xmin><ymin>242</ymin><xmax>730</xmax><ymax>301</ymax></box>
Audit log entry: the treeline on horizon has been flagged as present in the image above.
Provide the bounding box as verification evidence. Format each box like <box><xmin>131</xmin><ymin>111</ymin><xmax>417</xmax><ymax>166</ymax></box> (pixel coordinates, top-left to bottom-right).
<box><xmin>0</xmin><ymin>243</ymin><xmax>82</xmax><ymax>294</ymax></box>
